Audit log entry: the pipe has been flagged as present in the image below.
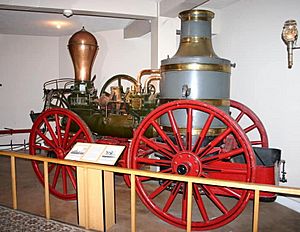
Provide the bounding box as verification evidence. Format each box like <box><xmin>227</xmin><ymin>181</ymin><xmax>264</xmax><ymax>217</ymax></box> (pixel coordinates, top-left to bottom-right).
<box><xmin>144</xmin><ymin>75</ymin><xmax>161</xmax><ymax>94</ymax></box>
<box><xmin>136</xmin><ymin>69</ymin><xmax>160</xmax><ymax>94</ymax></box>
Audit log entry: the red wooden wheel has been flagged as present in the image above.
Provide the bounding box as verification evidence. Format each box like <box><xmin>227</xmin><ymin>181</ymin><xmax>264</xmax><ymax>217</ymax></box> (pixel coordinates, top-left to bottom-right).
<box><xmin>29</xmin><ymin>108</ymin><xmax>94</xmax><ymax>200</ymax></box>
<box><xmin>128</xmin><ymin>100</ymin><xmax>256</xmax><ymax>230</ymax></box>
<box><xmin>230</xmin><ymin>99</ymin><xmax>268</xmax><ymax>147</ymax></box>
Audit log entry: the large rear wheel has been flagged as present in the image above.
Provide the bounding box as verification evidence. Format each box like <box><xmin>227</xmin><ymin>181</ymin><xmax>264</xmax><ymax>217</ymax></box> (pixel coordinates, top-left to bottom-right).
<box><xmin>128</xmin><ymin>100</ymin><xmax>256</xmax><ymax>230</ymax></box>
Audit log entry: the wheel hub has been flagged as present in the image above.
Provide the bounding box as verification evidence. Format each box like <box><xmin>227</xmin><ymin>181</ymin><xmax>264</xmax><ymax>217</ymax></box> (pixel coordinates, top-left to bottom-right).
<box><xmin>172</xmin><ymin>153</ymin><xmax>201</xmax><ymax>176</ymax></box>
<box><xmin>54</xmin><ymin>147</ymin><xmax>66</xmax><ymax>159</ymax></box>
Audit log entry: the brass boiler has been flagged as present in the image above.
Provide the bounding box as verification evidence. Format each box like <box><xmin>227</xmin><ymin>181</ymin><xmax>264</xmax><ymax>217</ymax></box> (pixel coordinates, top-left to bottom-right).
<box><xmin>160</xmin><ymin>10</ymin><xmax>232</xmax><ymax>136</ymax></box>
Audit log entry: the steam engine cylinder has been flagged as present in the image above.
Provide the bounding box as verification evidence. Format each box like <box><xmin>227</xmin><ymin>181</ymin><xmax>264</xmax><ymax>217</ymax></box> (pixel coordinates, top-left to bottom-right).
<box><xmin>160</xmin><ymin>10</ymin><xmax>231</xmax><ymax>133</ymax></box>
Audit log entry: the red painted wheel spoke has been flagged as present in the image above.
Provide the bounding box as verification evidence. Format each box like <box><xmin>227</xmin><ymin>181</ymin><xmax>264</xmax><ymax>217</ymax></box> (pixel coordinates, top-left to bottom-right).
<box><xmin>48</xmin><ymin>163</ymin><xmax>56</xmax><ymax>173</ymax></box>
<box><xmin>234</xmin><ymin>111</ymin><xmax>244</xmax><ymax>122</ymax></box>
<box><xmin>244</xmin><ymin>124</ymin><xmax>256</xmax><ymax>133</ymax></box>
<box><xmin>62</xmin><ymin>117</ymin><xmax>72</xmax><ymax>147</ymax></box>
<box><xmin>251</xmin><ymin>140</ymin><xmax>263</xmax><ymax>146</ymax></box>
<box><xmin>201</xmin><ymin>148</ymin><xmax>244</xmax><ymax>164</ymax></box>
<box><xmin>202</xmin><ymin>185</ymin><xmax>228</xmax><ymax>214</ymax></box>
<box><xmin>54</xmin><ymin>114</ymin><xmax>63</xmax><ymax>146</ymax></box>
<box><xmin>163</xmin><ymin>182</ymin><xmax>182</xmax><ymax>213</ymax></box>
<box><xmin>62</xmin><ymin>166</ymin><xmax>67</xmax><ymax>194</ymax></box>
<box><xmin>43</xmin><ymin>117</ymin><xmax>59</xmax><ymax>147</ymax></box>
<box><xmin>140</xmin><ymin>136</ymin><xmax>175</xmax><ymax>159</ymax></box>
<box><xmin>66</xmin><ymin>166</ymin><xmax>77</xmax><ymax>190</ymax></box>
<box><xmin>66</xmin><ymin>129</ymin><xmax>84</xmax><ymax>151</ymax></box>
<box><xmin>148</xmin><ymin>180</ymin><xmax>173</xmax><ymax>200</ymax></box>
<box><xmin>203</xmin><ymin>162</ymin><xmax>248</xmax><ymax>176</ymax></box>
<box><xmin>193</xmin><ymin>113</ymin><xmax>215</xmax><ymax>153</ymax></box>
<box><xmin>151</xmin><ymin>120</ymin><xmax>179</xmax><ymax>153</ymax></box>
<box><xmin>36</xmin><ymin>129</ymin><xmax>56</xmax><ymax>149</ymax></box>
<box><xmin>198</xmin><ymin>128</ymin><xmax>232</xmax><ymax>158</ymax></box>
<box><xmin>186</xmin><ymin>108</ymin><xmax>193</xmax><ymax>151</ymax></box>
<box><xmin>221</xmin><ymin>187</ymin><xmax>242</xmax><ymax>199</ymax></box>
<box><xmin>168</xmin><ymin>110</ymin><xmax>184</xmax><ymax>151</ymax></box>
<box><xmin>51</xmin><ymin>165</ymin><xmax>61</xmax><ymax>189</ymax></box>
<box><xmin>136</xmin><ymin>157</ymin><xmax>171</xmax><ymax>167</ymax></box>
<box><xmin>193</xmin><ymin>184</ymin><xmax>209</xmax><ymax>222</ymax></box>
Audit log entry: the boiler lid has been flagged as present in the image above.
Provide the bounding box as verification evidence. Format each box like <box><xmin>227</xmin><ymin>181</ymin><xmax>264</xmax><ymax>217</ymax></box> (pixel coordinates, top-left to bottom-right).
<box><xmin>68</xmin><ymin>27</ymin><xmax>98</xmax><ymax>47</ymax></box>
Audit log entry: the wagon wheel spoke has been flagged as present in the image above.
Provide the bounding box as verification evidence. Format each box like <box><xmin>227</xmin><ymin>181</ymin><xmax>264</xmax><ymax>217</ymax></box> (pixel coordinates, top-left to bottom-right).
<box><xmin>66</xmin><ymin>166</ymin><xmax>77</xmax><ymax>190</ymax></box>
<box><xmin>36</xmin><ymin>129</ymin><xmax>56</xmax><ymax>149</ymax></box>
<box><xmin>151</xmin><ymin>120</ymin><xmax>179</xmax><ymax>153</ymax></box>
<box><xmin>201</xmin><ymin>148</ymin><xmax>244</xmax><ymax>164</ymax></box>
<box><xmin>168</xmin><ymin>110</ymin><xmax>184</xmax><ymax>151</ymax></box>
<box><xmin>201</xmin><ymin>185</ymin><xmax>228</xmax><ymax>214</ymax></box>
<box><xmin>148</xmin><ymin>180</ymin><xmax>173</xmax><ymax>200</ymax></box>
<box><xmin>193</xmin><ymin>183</ymin><xmax>209</xmax><ymax>222</ymax></box>
<box><xmin>162</xmin><ymin>182</ymin><xmax>182</xmax><ymax>213</ymax></box>
<box><xmin>193</xmin><ymin>113</ymin><xmax>215</xmax><ymax>153</ymax></box>
<box><xmin>198</xmin><ymin>128</ymin><xmax>232</xmax><ymax>159</ymax></box>
<box><xmin>51</xmin><ymin>165</ymin><xmax>61</xmax><ymax>189</ymax></box>
<box><xmin>54</xmin><ymin>113</ymin><xmax>63</xmax><ymax>146</ymax></box>
<box><xmin>66</xmin><ymin>129</ymin><xmax>85</xmax><ymax>151</ymax></box>
<box><xmin>136</xmin><ymin>157</ymin><xmax>171</xmax><ymax>167</ymax></box>
<box><xmin>140</xmin><ymin>136</ymin><xmax>174</xmax><ymax>159</ymax></box>
<box><xmin>186</xmin><ymin>108</ymin><xmax>193</xmax><ymax>151</ymax></box>
<box><xmin>43</xmin><ymin>117</ymin><xmax>59</xmax><ymax>147</ymax></box>
<box><xmin>62</xmin><ymin>117</ymin><xmax>71</xmax><ymax>147</ymax></box>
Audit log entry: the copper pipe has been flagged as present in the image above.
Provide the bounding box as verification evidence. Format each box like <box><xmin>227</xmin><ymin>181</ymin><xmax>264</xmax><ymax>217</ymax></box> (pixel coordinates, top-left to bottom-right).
<box><xmin>144</xmin><ymin>75</ymin><xmax>161</xmax><ymax>94</ymax></box>
<box><xmin>136</xmin><ymin>69</ymin><xmax>160</xmax><ymax>94</ymax></box>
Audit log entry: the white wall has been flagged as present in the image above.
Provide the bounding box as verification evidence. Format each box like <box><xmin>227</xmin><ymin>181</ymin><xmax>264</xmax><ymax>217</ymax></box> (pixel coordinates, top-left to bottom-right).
<box><xmin>59</xmin><ymin>29</ymin><xmax>151</xmax><ymax>88</ymax></box>
<box><xmin>0</xmin><ymin>34</ymin><xmax>59</xmax><ymax>144</ymax></box>
<box><xmin>213</xmin><ymin>0</ymin><xmax>300</xmax><ymax>190</ymax></box>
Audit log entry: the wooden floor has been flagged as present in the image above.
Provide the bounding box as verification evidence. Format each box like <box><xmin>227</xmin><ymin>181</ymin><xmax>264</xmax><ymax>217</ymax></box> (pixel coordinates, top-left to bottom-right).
<box><xmin>0</xmin><ymin>156</ymin><xmax>299</xmax><ymax>232</ymax></box>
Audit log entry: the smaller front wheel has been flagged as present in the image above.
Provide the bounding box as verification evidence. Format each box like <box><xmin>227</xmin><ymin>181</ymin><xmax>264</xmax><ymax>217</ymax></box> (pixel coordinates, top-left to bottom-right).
<box><xmin>29</xmin><ymin>108</ymin><xmax>94</xmax><ymax>200</ymax></box>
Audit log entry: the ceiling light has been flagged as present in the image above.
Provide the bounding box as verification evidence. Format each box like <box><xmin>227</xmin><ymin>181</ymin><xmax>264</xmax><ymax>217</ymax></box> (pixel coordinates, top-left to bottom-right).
<box><xmin>63</xmin><ymin>9</ymin><xmax>73</xmax><ymax>18</ymax></box>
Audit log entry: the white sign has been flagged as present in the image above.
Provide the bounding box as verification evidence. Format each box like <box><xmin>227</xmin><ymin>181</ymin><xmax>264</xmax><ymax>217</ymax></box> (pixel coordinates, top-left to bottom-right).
<box><xmin>65</xmin><ymin>142</ymin><xmax>125</xmax><ymax>165</ymax></box>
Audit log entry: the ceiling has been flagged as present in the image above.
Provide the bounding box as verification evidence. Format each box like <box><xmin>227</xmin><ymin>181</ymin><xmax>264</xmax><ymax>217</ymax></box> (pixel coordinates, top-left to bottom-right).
<box><xmin>0</xmin><ymin>9</ymin><xmax>134</xmax><ymax>37</ymax></box>
<box><xmin>0</xmin><ymin>0</ymin><xmax>240</xmax><ymax>37</ymax></box>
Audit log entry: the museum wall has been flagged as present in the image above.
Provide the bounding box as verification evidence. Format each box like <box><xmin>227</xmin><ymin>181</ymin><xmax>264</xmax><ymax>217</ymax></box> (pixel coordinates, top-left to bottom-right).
<box><xmin>212</xmin><ymin>0</ymin><xmax>300</xmax><ymax>204</ymax></box>
<box><xmin>58</xmin><ymin>29</ymin><xmax>151</xmax><ymax>89</ymax></box>
<box><xmin>0</xmin><ymin>34</ymin><xmax>59</xmax><ymax>144</ymax></box>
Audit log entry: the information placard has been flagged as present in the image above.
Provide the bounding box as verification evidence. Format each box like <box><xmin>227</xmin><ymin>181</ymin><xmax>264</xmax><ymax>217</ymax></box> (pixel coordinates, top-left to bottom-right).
<box><xmin>65</xmin><ymin>142</ymin><xmax>125</xmax><ymax>165</ymax></box>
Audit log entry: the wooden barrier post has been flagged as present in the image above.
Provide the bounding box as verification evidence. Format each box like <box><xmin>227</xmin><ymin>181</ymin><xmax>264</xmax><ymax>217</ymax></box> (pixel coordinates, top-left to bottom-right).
<box><xmin>77</xmin><ymin>167</ymin><xmax>115</xmax><ymax>231</ymax></box>
<box><xmin>10</xmin><ymin>156</ymin><xmax>17</xmax><ymax>209</ymax></box>
<box><xmin>43</xmin><ymin>161</ymin><xmax>51</xmax><ymax>220</ymax></box>
<box><xmin>131</xmin><ymin>174</ymin><xmax>136</xmax><ymax>232</ymax></box>
<box><xmin>253</xmin><ymin>189</ymin><xmax>260</xmax><ymax>232</ymax></box>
